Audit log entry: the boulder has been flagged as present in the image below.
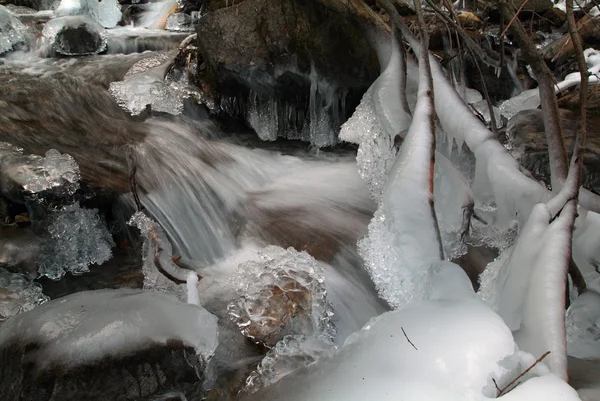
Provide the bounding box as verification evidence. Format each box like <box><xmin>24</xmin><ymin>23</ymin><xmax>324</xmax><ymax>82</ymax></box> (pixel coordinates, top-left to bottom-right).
<box><xmin>41</xmin><ymin>15</ymin><xmax>107</xmax><ymax>56</ymax></box>
<box><xmin>0</xmin><ymin>289</ymin><xmax>218</xmax><ymax>400</ymax></box>
<box><xmin>195</xmin><ymin>0</ymin><xmax>383</xmax><ymax>145</ymax></box>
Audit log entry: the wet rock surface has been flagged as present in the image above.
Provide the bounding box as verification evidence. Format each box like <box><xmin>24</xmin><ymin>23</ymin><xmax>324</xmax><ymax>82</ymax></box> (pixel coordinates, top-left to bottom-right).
<box><xmin>0</xmin><ymin>74</ymin><xmax>146</xmax><ymax>194</ymax></box>
<box><xmin>506</xmin><ymin>109</ymin><xmax>600</xmax><ymax>192</ymax></box>
<box><xmin>195</xmin><ymin>0</ymin><xmax>383</xmax><ymax>144</ymax></box>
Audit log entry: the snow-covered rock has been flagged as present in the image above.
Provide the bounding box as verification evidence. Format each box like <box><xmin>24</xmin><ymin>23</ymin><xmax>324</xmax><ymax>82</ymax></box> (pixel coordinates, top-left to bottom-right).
<box><xmin>0</xmin><ymin>5</ymin><xmax>29</xmax><ymax>55</ymax></box>
<box><xmin>41</xmin><ymin>15</ymin><xmax>107</xmax><ymax>56</ymax></box>
<box><xmin>0</xmin><ymin>289</ymin><xmax>218</xmax><ymax>399</ymax></box>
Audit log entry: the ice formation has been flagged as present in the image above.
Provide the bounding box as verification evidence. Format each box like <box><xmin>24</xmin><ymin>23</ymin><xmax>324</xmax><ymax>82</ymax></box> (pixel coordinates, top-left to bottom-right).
<box><xmin>55</xmin><ymin>0</ymin><xmax>122</xmax><ymax>28</ymax></box>
<box><xmin>227</xmin><ymin>246</ymin><xmax>335</xmax><ymax>347</ymax></box>
<box><xmin>241</xmin><ymin>281</ymin><xmax>579</xmax><ymax>401</ymax></box>
<box><xmin>109</xmin><ymin>52</ymin><xmax>201</xmax><ymax>116</ymax></box>
<box><xmin>0</xmin><ymin>289</ymin><xmax>218</xmax><ymax>369</ymax></box>
<box><xmin>41</xmin><ymin>15</ymin><xmax>108</xmax><ymax>56</ymax></box>
<box><xmin>38</xmin><ymin>202</ymin><xmax>114</xmax><ymax>280</ymax></box>
<box><xmin>0</xmin><ymin>269</ymin><xmax>48</xmax><ymax>323</ymax></box>
<box><xmin>0</xmin><ymin>143</ymin><xmax>80</xmax><ymax>202</ymax></box>
<box><xmin>499</xmin><ymin>48</ymin><xmax>600</xmax><ymax>120</ymax></box>
<box><xmin>340</xmin><ymin>40</ymin><xmax>472</xmax><ymax>261</ymax></box>
<box><xmin>128</xmin><ymin>210</ymin><xmax>199</xmax><ymax>298</ymax></box>
<box><xmin>243</xmin><ymin>334</ymin><xmax>336</xmax><ymax>394</ymax></box>
<box><xmin>566</xmin><ymin>290</ymin><xmax>600</xmax><ymax>359</ymax></box>
<box><xmin>0</xmin><ymin>5</ymin><xmax>29</xmax><ymax>55</ymax></box>
<box><xmin>165</xmin><ymin>12</ymin><xmax>194</xmax><ymax>32</ymax></box>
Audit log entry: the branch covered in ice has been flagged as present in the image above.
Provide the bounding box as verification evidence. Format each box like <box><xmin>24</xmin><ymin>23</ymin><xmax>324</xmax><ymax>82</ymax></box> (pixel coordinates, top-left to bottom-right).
<box><xmin>128</xmin><ymin>211</ymin><xmax>201</xmax><ymax>286</ymax></box>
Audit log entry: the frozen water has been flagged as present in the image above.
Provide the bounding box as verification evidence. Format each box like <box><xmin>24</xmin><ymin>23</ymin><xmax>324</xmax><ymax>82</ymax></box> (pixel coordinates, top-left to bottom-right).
<box><xmin>566</xmin><ymin>290</ymin><xmax>600</xmax><ymax>359</ymax></box>
<box><xmin>340</xmin><ymin>90</ymin><xmax>395</xmax><ymax>201</ymax></box>
<box><xmin>41</xmin><ymin>15</ymin><xmax>108</xmax><ymax>56</ymax></box>
<box><xmin>0</xmin><ymin>143</ymin><xmax>80</xmax><ymax>202</ymax></box>
<box><xmin>0</xmin><ymin>5</ymin><xmax>29</xmax><ymax>55</ymax></box>
<box><xmin>128</xmin><ymin>210</ymin><xmax>197</xmax><ymax>298</ymax></box>
<box><xmin>0</xmin><ymin>268</ymin><xmax>48</xmax><ymax>323</ymax></box>
<box><xmin>165</xmin><ymin>12</ymin><xmax>194</xmax><ymax>32</ymax></box>
<box><xmin>38</xmin><ymin>202</ymin><xmax>114</xmax><ymax>280</ymax></box>
<box><xmin>241</xmin><ymin>292</ymin><xmax>580</xmax><ymax>401</ymax></box>
<box><xmin>243</xmin><ymin>335</ymin><xmax>336</xmax><ymax>394</ymax></box>
<box><xmin>477</xmin><ymin>201</ymin><xmax>575</xmax><ymax>378</ymax></box>
<box><xmin>109</xmin><ymin>54</ymin><xmax>200</xmax><ymax>116</ymax></box>
<box><xmin>55</xmin><ymin>0</ymin><xmax>122</xmax><ymax>28</ymax></box>
<box><xmin>227</xmin><ymin>246</ymin><xmax>335</xmax><ymax>347</ymax></box>
<box><xmin>471</xmin><ymin>99</ymin><xmax>503</xmax><ymax>128</ymax></box>
<box><xmin>0</xmin><ymin>288</ymin><xmax>218</xmax><ymax>369</ymax></box>
<box><xmin>499</xmin><ymin>48</ymin><xmax>600</xmax><ymax>120</ymax></box>
<box><xmin>247</xmin><ymin>92</ymin><xmax>279</xmax><ymax>141</ymax></box>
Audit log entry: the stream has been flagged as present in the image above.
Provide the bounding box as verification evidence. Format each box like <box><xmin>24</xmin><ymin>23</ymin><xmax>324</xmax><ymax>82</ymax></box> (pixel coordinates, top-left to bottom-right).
<box><xmin>0</xmin><ymin>1</ymin><xmax>599</xmax><ymax>400</ymax></box>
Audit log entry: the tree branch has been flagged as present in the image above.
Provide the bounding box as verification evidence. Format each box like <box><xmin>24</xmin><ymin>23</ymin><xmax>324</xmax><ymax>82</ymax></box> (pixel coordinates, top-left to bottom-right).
<box><xmin>498</xmin><ymin>1</ymin><xmax>570</xmax><ymax>190</ymax></box>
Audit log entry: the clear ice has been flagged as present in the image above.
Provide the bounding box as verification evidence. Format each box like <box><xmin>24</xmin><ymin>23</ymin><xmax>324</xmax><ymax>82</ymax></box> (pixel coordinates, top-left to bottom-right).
<box><xmin>0</xmin><ymin>5</ymin><xmax>29</xmax><ymax>55</ymax></box>
<box><xmin>566</xmin><ymin>289</ymin><xmax>600</xmax><ymax>359</ymax></box>
<box><xmin>109</xmin><ymin>53</ymin><xmax>201</xmax><ymax>116</ymax></box>
<box><xmin>227</xmin><ymin>246</ymin><xmax>335</xmax><ymax>347</ymax></box>
<box><xmin>38</xmin><ymin>202</ymin><xmax>114</xmax><ymax>280</ymax></box>
<box><xmin>0</xmin><ymin>268</ymin><xmax>49</xmax><ymax>323</ymax></box>
<box><xmin>0</xmin><ymin>143</ymin><xmax>80</xmax><ymax>201</ymax></box>
<box><xmin>165</xmin><ymin>13</ymin><xmax>194</xmax><ymax>32</ymax></box>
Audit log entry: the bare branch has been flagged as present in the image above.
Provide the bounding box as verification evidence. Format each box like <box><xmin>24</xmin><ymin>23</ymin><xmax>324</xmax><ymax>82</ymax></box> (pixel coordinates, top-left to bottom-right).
<box><xmin>401</xmin><ymin>327</ymin><xmax>418</xmax><ymax>350</ymax></box>
<box><xmin>499</xmin><ymin>1</ymin><xmax>570</xmax><ymax>190</ymax></box>
<box><xmin>497</xmin><ymin>351</ymin><xmax>551</xmax><ymax>396</ymax></box>
<box><xmin>424</xmin><ymin>0</ymin><xmax>502</xmax><ymax>68</ymax></box>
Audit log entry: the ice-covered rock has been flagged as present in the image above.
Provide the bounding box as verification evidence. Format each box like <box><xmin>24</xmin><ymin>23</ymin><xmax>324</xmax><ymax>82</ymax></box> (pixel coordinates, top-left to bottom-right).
<box><xmin>227</xmin><ymin>246</ymin><xmax>335</xmax><ymax>347</ymax></box>
<box><xmin>0</xmin><ymin>268</ymin><xmax>48</xmax><ymax>324</ymax></box>
<box><xmin>241</xmin><ymin>291</ymin><xmax>579</xmax><ymax>401</ymax></box>
<box><xmin>0</xmin><ymin>143</ymin><xmax>80</xmax><ymax>204</ymax></box>
<box><xmin>110</xmin><ymin>54</ymin><xmax>190</xmax><ymax>115</ymax></box>
<box><xmin>37</xmin><ymin>202</ymin><xmax>114</xmax><ymax>280</ymax></box>
<box><xmin>0</xmin><ymin>5</ymin><xmax>29</xmax><ymax>55</ymax></box>
<box><xmin>55</xmin><ymin>0</ymin><xmax>122</xmax><ymax>28</ymax></box>
<box><xmin>165</xmin><ymin>12</ymin><xmax>194</xmax><ymax>31</ymax></box>
<box><xmin>41</xmin><ymin>15</ymin><xmax>108</xmax><ymax>56</ymax></box>
<box><xmin>243</xmin><ymin>334</ymin><xmax>336</xmax><ymax>394</ymax></box>
<box><xmin>0</xmin><ymin>289</ymin><xmax>218</xmax><ymax>399</ymax></box>
<box><xmin>566</xmin><ymin>290</ymin><xmax>600</xmax><ymax>359</ymax></box>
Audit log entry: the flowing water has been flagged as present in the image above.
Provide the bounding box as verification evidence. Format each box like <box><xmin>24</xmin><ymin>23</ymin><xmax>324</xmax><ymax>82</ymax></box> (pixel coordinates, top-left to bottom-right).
<box><xmin>1</xmin><ymin>3</ymin><xmax>599</xmax><ymax>400</ymax></box>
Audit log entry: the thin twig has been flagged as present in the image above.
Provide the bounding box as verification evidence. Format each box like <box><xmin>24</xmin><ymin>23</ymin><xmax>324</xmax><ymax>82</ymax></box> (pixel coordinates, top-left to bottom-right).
<box><xmin>492</xmin><ymin>378</ymin><xmax>502</xmax><ymax>395</ymax></box>
<box><xmin>499</xmin><ymin>1</ymin><xmax>569</xmax><ymax>189</ymax></box>
<box><xmin>424</xmin><ymin>0</ymin><xmax>502</xmax><ymax>68</ymax></box>
<box><xmin>129</xmin><ymin>166</ymin><xmax>145</xmax><ymax>213</ymax></box>
<box><xmin>401</xmin><ymin>327</ymin><xmax>418</xmax><ymax>350</ymax></box>
<box><xmin>497</xmin><ymin>351</ymin><xmax>550</xmax><ymax>396</ymax></box>
<box><xmin>499</xmin><ymin>0</ymin><xmax>531</xmax><ymax>40</ymax></box>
